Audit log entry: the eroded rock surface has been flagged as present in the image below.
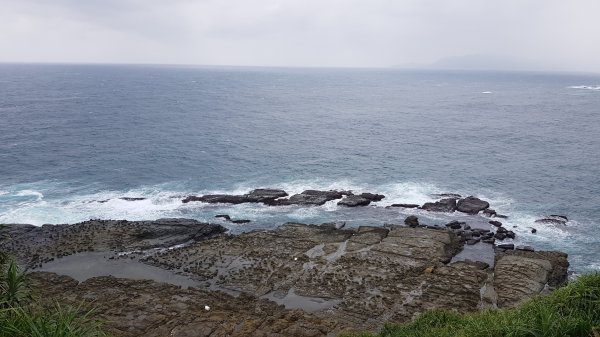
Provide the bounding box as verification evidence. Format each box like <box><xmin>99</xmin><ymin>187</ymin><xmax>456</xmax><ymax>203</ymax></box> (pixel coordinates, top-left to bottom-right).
<box><xmin>0</xmin><ymin>219</ymin><xmax>226</xmax><ymax>268</ymax></box>
<box><xmin>1</xmin><ymin>219</ymin><xmax>569</xmax><ymax>336</ymax></box>
<box><xmin>30</xmin><ymin>272</ymin><xmax>341</xmax><ymax>337</ymax></box>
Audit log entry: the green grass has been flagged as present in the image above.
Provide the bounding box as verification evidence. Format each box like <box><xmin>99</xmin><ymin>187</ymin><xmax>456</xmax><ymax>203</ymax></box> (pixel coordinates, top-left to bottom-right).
<box><xmin>343</xmin><ymin>273</ymin><xmax>600</xmax><ymax>337</ymax></box>
<box><xmin>0</xmin><ymin>252</ymin><xmax>108</xmax><ymax>337</ymax></box>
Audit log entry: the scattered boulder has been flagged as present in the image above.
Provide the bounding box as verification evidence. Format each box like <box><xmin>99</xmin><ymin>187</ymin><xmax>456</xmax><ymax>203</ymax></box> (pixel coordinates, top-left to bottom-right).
<box><xmin>494</xmin><ymin>232</ymin><xmax>507</xmax><ymax>240</ymax></box>
<box><xmin>421</xmin><ymin>198</ymin><xmax>457</xmax><ymax>212</ymax></box>
<box><xmin>531</xmin><ymin>228</ymin><xmax>537</xmax><ymax>234</ymax></box>
<box><xmin>215</xmin><ymin>214</ymin><xmax>231</xmax><ymax>221</ymax></box>
<box><xmin>404</xmin><ymin>215</ymin><xmax>419</xmax><ymax>228</ymax></box>
<box><xmin>445</xmin><ymin>220</ymin><xmax>464</xmax><ymax>230</ymax></box>
<box><xmin>489</xmin><ymin>220</ymin><xmax>503</xmax><ymax>227</ymax></box>
<box><xmin>497</xmin><ymin>243</ymin><xmax>514</xmax><ymax>250</ymax></box>
<box><xmin>456</xmin><ymin>196</ymin><xmax>489</xmax><ymax>214</ymax></box>
<box><xmin>231</xmin><ymin>219</ymin><xmax>251</xmax><ymax>224</ymax></box>
<box><xmin>338</xmin><ymin>195</ymin><xmax>371</xmax><ymax>207</ymax></box>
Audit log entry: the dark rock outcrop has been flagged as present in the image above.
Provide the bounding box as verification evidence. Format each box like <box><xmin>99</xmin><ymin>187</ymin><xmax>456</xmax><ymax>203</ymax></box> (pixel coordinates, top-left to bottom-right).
<box><xmin>535</xmin><ymin>215</ymin><xmax>568</xmax><ymax>225</ymax></box>
<box><xmin>404</xmin><ymin>215</ymin><xmax>419</xmax><ymax>227</ymax></box>
<box><xmin>359</xmin><ymin>193</ymin><xmax>385</xmax><ymax>202</ymax></box>
<box><xmin>182</xmin><ymin>188</ymin><xmax>288</xmax><ymax>204</ymax></box>
<box><xmin>388</xmin><ymin>203</ymin><xmax>420</xmax><ymax>208</ymax></box>
<box><xmin>421</xmin><ymin>198</ymin><xmax>457</xmax><ymax>212</ymax></box>
<box><xmin>286</xmin><ymin>190</ymin><xmax>345</xmax><ymax>206</ymax></box>
<box><xmin>119</xmin><ymin>197</ymin><xmax>147</xmax><ymax>201</ymax></box>
<box><xmin>456</xmin><ymin>196</ymin><xmax>489</xmax><ymax>214</ymax></box>
<box><xmin>489</xmin><ymin>220</ymin><xmax>503</xmax><ymax>227</ymax></box>
<box><xmin>431</xmin><ymin>193</ymin><xmax>462</xmax><ymax>199</ymax></box>
<box><xmin>338</xmin><ymin>195</ymin><xmax>371</xmax><ymax>207</ymax></box>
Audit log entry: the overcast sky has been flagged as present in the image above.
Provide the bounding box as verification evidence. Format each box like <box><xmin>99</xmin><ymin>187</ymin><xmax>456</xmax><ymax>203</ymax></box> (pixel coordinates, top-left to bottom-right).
<box><xmin>1</xmin><ymin>0</ymin><xmax>599</xmax><ymax>72</ymax></box>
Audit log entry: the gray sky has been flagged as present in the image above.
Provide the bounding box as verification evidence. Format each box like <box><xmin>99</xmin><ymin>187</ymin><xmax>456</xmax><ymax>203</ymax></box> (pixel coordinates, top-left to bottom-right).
<box><xmin>1</xmin><ymin>0</ymin><xmax>599</xmax><ymax>72</ymax></box>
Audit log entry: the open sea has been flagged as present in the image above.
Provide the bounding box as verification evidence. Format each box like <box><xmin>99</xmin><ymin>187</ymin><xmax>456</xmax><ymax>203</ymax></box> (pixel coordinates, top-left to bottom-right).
<box><xmin>1</xmin><ymin>64</ymin><xmax>599</xmax><ymax>272</ymax></box>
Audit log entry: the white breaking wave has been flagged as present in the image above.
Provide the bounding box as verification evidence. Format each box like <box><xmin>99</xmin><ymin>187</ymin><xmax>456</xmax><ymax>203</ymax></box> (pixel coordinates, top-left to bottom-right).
<box><xmin>0</xmin><ymin>179</ymin><xmax>509</xmax><ymax>226</ymax></box>
<box><xmin>568</xmin><ymin>85</ymin><xmax>600</xmax><ymax>91</ymax></box>
<box><xmin>15</xmin><ymin>189</ymin><xmax>44</xmax><ymax>201</ymax></box>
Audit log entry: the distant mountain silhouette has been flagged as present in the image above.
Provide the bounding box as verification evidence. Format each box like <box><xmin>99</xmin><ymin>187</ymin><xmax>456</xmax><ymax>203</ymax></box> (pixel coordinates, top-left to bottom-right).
<box><xmin>430</xmin><ymin>54</ymin><xmax>543</xmax><ymax>71</ymax></box>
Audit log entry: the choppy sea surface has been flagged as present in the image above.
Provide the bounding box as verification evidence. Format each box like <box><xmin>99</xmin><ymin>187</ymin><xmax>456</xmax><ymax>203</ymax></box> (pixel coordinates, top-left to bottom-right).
<box><xmin>1</xmin><ymin>64</ymin><xmax>599</xmax><ymax>272</ymax></box>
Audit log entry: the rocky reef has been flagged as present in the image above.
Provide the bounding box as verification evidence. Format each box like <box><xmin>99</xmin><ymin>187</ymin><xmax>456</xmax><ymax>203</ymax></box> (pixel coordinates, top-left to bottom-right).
<box><xmin>0</xmin><ymin>212</ymin><xmax>569</xmax><ymax>337</ymax></box>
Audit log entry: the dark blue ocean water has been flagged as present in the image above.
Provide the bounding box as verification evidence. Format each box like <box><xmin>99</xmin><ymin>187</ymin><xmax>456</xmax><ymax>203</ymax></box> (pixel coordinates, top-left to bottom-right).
<box><xmin>1</xmin><ymin>64</ymin><xmax>599</xmax><ymax>271</ymax></box>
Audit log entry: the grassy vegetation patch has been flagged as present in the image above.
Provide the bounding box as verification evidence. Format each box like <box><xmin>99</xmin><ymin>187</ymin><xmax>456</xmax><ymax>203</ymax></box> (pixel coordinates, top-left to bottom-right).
<box><xmin>0</xmin><ymin>252</ymin><xmax>107</xmax><ymax>337</ymax></box>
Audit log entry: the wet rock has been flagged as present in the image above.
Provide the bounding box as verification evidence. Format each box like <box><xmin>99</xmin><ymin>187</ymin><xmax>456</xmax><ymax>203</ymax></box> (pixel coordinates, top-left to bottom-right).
<box><xmin>230</xmin><ymin>219</ymin><xmax>251</xmax><ymax>224</ymax></box>
<box><xmin>482</xmin><ymin>208</ymin><xmax>497</xmax><ymax>217</ymax></box>
<box><xmin>482</xmin><ymin>238</ymin><xmax>495</xmax><ymax>244</ymax></box>
<box><xmin>466</xmin><ymin>238</ymin><xmax>480</xmax><ymax>245</ymax></box>
<box><xmin>495</xmin><ymin>214</ymin><xmax>509</xmax><ymax>219</ymax></box>
<box><xmin>456</xmin><ymin>196</ymin><xmax>490</xmax><ymax>214</ymax></box>
<box><xmin>183</xmin><ymin>188</ymin><xmax>288</xmax><ymax>204</ymax></box>
<box><xmin>506</xmin><ymin>231</ymin><xmax>516</xmax><ymax>239</ymax></box>
<box><xmin>531</xmin><ymin>228</ymin><xmax>537</xmax><ymax>234</ymax></box>
<box><xmin>497</xmin><ymin>243</ymin><xmax>514</xmax><ymax>250</ymax></box>
<box><xmin>404</xmin><ymin>215</ymin><xmax>419</xmax><ymax>228</ymax></box>
<box><xmin>184</xmin><ymin>194</ymin><xmax>247</xmax><ymax>204</ymax></box>
<box><xmin>359</xmin><ymin>193</ymin><xmax>385</xmax><ymax>202</ymax></box>
<box><xmin>286</xmin><ymin>190</ymin><xmax>345</xmax><ymax>206</ymax></box>
<box><xmin>388</xmin><ymin>203</ymin><xmax>420</xmax><ymax>208</ymax></box>
<box><xmin>535</xmin><ymin>216</ymin><xmax>568</xmax><ymax>225</ymax></box>
<box><xmin>337</xmin><ymin>195</ymin><xmax>371</xmax><ymax>207</ymax></box>
<box><xmin>445</xmin><ymin>220</ymin><xmax>465</xmax><ymax>230</ymax></box>
<box><xmin>516</xmin><ymin>245</ymin><xmax>535</xmax><ymax>252</ymax></box>
<box><xmin>494</xmin><ymin>232</ymin><xmax>507</xmax><ymax>240</ymax></box>
<box><xmin>119</xmin><ymin>197</ymin><xmax>147</xmax><ymax>201</ymax></box>
<box><xmin>215</xmin><ymin>214</ymin><xmax>231</xmax><ymax>221</ymax></box>
<box><xmin>431</xmin><ymin>193</ymin><xmax>462</xmax><ymax>199</ymax></box>
<box><xmin>489</xmin><ymin>220</ymin><xmax>503</xmax><ymax>227</ymax></box>
<box><xmin>550</xmin><ymin>215</ymin><xmax>568</xmax><ymax>221</ymax></box>
<box><xmin>421</xmin><ymin>198</ymin><xmax>457</xmax><ymax>212</ymax></box>
<box><xmin>244</xmin><ymin>188</ymin><xmax>288</xmax><ymax>202</ymax></box>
